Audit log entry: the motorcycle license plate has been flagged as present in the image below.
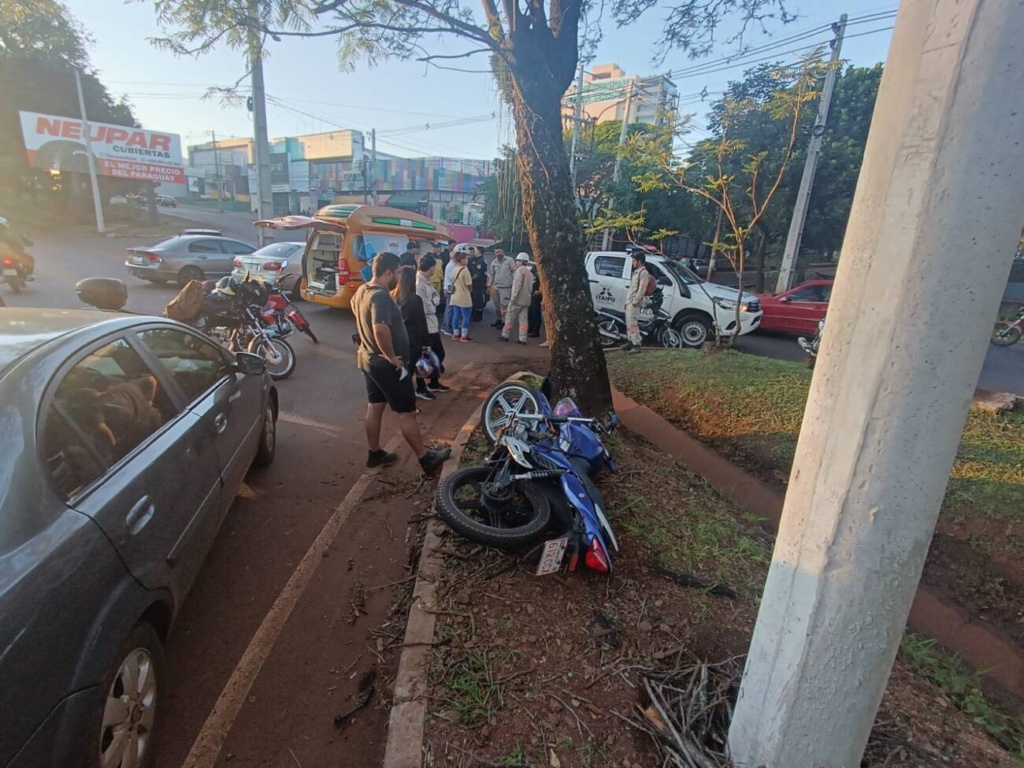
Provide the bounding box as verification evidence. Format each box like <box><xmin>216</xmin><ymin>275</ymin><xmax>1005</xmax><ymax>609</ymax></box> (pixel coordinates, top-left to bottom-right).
<box><xmin>535</xmin><ymin>536</ymin><xmax>569</xmax><ymax>576</ymax></box>
<box><xmin>2</xmin><ymin>269</ymin><xmax>18</xmax><ymax>276</ymax></box>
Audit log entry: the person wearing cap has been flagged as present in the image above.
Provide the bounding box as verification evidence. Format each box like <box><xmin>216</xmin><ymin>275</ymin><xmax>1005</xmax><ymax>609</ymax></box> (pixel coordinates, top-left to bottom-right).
<box><xmin>499</xmin><ymin>253</ymin><xmax>535</xmax><ymax>344</ymax></box>
<box><xmin>487</xmin><ymin>248</ymin><xmax>515</xmax><ymax>327</ymax></box>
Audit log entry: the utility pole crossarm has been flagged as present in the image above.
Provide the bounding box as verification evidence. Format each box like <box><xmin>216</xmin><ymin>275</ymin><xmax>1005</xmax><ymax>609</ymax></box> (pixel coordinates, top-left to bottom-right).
<box><xmin>774</xmin><ymin>14</ymin><xmax>847</xmax><ymax>293</ymax></box>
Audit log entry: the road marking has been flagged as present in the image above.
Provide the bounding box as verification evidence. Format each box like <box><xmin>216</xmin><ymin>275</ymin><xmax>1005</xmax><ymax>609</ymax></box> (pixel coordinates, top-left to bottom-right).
<box><xmin>180</xmin><ymin>433</ymin><xmax>404</xmax><ymax>768</ymax></box>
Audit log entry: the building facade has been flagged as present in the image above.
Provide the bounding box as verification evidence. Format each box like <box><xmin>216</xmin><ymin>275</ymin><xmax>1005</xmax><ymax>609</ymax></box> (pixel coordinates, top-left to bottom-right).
<box><xmin>562</xmin><ymin>63</ymin><xmax>679</xmax><ymax>127</ymax></box>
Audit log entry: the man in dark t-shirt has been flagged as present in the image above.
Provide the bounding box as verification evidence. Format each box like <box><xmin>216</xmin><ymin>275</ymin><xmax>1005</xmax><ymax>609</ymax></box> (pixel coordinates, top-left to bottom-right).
<box><xmin>351</xmin><ymin>251</ymin><xmax>450</xmax><ymax>472</ymax></box>
<box><xmin>399</xmin><ymin>241</ymin><xmax>420</xmax><ymax>269</ymax></box>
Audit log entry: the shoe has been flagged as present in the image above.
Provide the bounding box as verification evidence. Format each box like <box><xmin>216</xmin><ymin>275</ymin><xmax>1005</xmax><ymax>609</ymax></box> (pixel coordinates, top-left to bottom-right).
<box><xmin>528</xmin><ymin>332</ymin><xmax>540</xmax><ymax>338</ymax></box>
<box><xmin>416</xmin><ymin>389</ymin><xmax>436</xmax><ymax>401</ymax></box>
<box><xmin>367</xmin><ymin>449</ymin><xmax>398</xmax><ymax>468</ymax></box>
<box><xmin>516</xmin><ymin>340</ymin><xmax>527</xmax><ymax>345</ymax></box>
<box><xmin>490</xmin><ymin>321</ymin><xmax>503</xmax><ymax>328</ymax></box>
<box><xmin>628</xmin><ymin>345</ymin><xmax>642</xmax><ymax>353</ymax></box>
<box><xmin>498</xmin><ymin>336</ymin><xmax>509</xmax><ymax>342</ymax></box>
<box><xmin>427</xmin><ymin>383</ymin><xmax>451</xmax><ymax>392</ymax></box>
<box><xmin>619</xmin><ymin>341</ymin><xmax>634</xmax><ymax>351</ymax></box>
<box><xmin>441</xmin><ymin>329</ymin><xmax>453</xmax><ymax>336</ymax></box>
<box><xmin>539</xmin><ymin>341</ymin><xmax>549</xmax><ymax>348</ymax></box>
<box><xmin>419</xmin><ymin>446</ymin><xmax>452</xmax><ymax>473</ymax></box>
<box><xmin>459</xmin><ymin>336</ymin><xmax>474</xmax><ymax>343</ymax></box>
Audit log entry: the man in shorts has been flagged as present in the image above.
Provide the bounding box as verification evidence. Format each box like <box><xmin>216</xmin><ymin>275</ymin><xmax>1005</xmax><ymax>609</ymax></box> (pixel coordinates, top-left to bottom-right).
<box><xmin>351</xmin><ymin>251</ymin><xmax>451</xmax><ymax>471</ymax></box>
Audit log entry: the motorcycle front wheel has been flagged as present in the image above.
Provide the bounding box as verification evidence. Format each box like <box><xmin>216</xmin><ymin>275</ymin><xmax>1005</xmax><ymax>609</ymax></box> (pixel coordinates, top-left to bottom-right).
<box><xmin>659</xmin><ymin>326</ymin><xmax>683</xmax><ymax>348</ymax></box>
<box><xmin>248</xmin><ymin>336</ymin><xmax>296</xmax><ymax>380</ymax></box>
<box><xmin>436</xmin><ymin>466</ymin><xmax>551</xmax><ymax>549</ymax></box>
<box><xmin>990</xmin><ymin>323</ymin><xmax>1021</xmax><ymax>347</ymax></box>
<box><xmin>597</xmin><ymin>318</ymin><xmax>620</xmax><ymax>348</ymax></box>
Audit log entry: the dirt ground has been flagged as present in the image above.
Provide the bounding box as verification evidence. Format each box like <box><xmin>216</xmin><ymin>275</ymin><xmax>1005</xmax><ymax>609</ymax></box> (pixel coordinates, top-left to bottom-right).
<box><xmin>420</xmin><ymin>428</ymin><xmax>1020</xmax><ymax>768</ymax></box>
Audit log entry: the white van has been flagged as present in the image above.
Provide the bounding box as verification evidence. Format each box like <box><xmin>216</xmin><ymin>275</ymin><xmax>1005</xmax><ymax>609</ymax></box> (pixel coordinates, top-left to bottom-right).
<box><xmin>585</xmin><ymin>251</ymin><xmax>762</xmax><ymax>347</ymax></box>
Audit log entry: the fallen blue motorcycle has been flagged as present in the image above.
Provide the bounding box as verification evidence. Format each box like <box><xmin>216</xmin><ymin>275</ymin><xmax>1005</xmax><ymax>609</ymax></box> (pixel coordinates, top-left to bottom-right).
<box><xmin>436</xmin><ymin>383</ymin><xmax>619</xmax><ymax>574</ymax></box>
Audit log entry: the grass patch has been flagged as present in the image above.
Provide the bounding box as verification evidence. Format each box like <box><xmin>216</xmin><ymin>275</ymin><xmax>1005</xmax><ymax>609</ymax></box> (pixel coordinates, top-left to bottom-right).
<box><xmin>900</xmin><ymin>634</ymin><xmax>1024</xmax><ymax>758</ymax></box>
<box><xmin>446</xmin><ymin>651</ymin><xmax>502</xmax><ymax>726</ymax></box>
<box><xmin>608</xmin><ymin>349</ymin><xmax>1024</xmax><ymax>527</ymax></box>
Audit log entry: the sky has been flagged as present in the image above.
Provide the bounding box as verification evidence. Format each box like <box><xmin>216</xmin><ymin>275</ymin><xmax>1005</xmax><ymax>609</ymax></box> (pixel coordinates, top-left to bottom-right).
<box><xmin>63</xmin><ymin>0</ymin><xmax>899</xmax><ymax>161</ymax></box>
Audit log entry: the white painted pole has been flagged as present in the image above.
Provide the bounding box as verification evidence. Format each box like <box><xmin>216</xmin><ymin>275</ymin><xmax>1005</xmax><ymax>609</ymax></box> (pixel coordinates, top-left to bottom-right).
<box><xmin>774</xmin><ymin>15</ymin><xmax>847</xmax><ymax>293</ymax></box>
<box><xmin>728</xmin><ymin>1</ymin><xmax>1024</xmax><ymax>765</ymax></box>
<box><xmin>602</xmin><ymin>82</ymin><xmax>635</xmax><ymax>250</ymax></box>
<box><xmin>74</xmin><ymin>69</ymin><xmax>105</xmax><ymax>234</ymax></box>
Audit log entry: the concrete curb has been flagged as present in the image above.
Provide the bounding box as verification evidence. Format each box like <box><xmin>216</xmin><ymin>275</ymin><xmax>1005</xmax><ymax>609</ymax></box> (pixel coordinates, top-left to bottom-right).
<box><xmin>382</xmin><ymin>371</ymin><xmax>538</xmax><ymax>768</ymax></box>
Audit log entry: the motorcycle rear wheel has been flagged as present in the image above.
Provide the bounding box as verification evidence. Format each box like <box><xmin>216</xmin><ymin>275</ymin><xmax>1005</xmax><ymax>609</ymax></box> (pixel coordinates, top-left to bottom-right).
<box><xmin>248</xmin><ymin>336</ymin><xmax>296</xmax><ymax>380</ymax></box>
<box><xmin>436</xmin><ymin>466</ymin><xmax>551</xmax><ymax>549</ymax></box>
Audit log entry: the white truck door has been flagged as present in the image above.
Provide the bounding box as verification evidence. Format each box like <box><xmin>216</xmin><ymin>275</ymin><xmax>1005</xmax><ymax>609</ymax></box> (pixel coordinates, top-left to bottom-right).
<box><xmin>589</xmin><ymin>253</ymin><xmax>630</xmax><ymax>312</ymax></box>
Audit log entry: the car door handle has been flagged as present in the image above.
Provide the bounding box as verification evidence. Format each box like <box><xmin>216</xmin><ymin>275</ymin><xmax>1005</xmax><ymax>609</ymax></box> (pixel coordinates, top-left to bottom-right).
<box><xmin>589</xmin><ymin>279</ymin><xmax>599</xmax><ymax>283</ymax></box>
<box><xmin>214</xmin><ymin>413</ymin><xmax>228</xmax><ymax>434</ymax></box>
<box><xmin>125</xmin><ymin>496</ymin><xmax>155</xmax><ymax>535</ymax></box>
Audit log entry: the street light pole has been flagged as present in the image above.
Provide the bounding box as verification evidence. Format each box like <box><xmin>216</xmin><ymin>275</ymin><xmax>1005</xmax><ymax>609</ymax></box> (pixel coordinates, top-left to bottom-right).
<box><xmin>209</xmin><ymin>130</ymin><xmax>224</xmax><ymax>214</ymax></box>
<box><xmin>74</xmin><ymin>69</ymin><xmax>105</xmax><ymax>234</ymax></box>
<box><xmin>601</xmin><ymin>81</ymin><xmax>635</xmax><ymax>250</ymax></box>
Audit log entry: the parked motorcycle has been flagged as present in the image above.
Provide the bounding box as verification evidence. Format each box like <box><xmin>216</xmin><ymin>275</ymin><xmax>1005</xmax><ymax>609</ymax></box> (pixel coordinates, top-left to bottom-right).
<box><xmin>596</xmin><ymin>288</ymin><xmax>682</xmax><ymax>349</ymax></box>
<box><xmin>438</xmin><ymin>385</ymin><xmax>619</xmax><ymax>575</ymax></box>
<box><xmin>0</xmin><ymin>257</ymin><xmax>28</xmax><ymax>294</ymax></box>
<box><xmin>257</xmin><ymin>282</ymin><xmax>319</xmax><ymax>344</ymax></box>
<box><xmin>198</xmin><ymin>277</ymin><xmax>297</xmax><ymax>380</ymax></box>
<box><xmin>797</xmin><ymin>317</ymin><xmax>825</xmax><ymax>368</ymax></box>
<box><xmin>991</xmin><ymin>305</ymin><xmax>1024</xmax><ymax>347</ymax></box>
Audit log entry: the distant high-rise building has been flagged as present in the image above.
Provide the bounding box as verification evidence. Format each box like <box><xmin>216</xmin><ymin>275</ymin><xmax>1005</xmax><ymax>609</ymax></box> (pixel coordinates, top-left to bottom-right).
<box><xmin>562</xmin><ymin>63</ymin><xmax>679</xmax><ymax>127</ymax></box>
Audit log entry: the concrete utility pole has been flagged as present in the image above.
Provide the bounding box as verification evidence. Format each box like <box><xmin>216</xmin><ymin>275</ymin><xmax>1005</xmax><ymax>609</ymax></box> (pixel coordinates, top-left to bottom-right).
<box><xmin>569</xmin><ymin>62</ymin><xmax>586</xmax><ymax>191</ymax></box>
<box><xmin>775</xmin><ymin>14</ymin><xmax>847</xmax><ymax>293</ymax></box>
<box><xmin>249</xmin><ymin>17</ymin><xmax>274</xmax><ymax>246</ymax></box>
<box><xmin>209</xmin><ymin>131</ymin><xmax>224</xmax><ymax>214</ymax></box>
<box><xmin>727</xmin><ymin>2</ymin><xmax>1024</xmax><ymax>766</ymax></box>
<box><xmin>601</xmin><ymin>81</ymin><xmax>635</xmax><ymax>250</ymax></box>
<box><xmin>74</xmin><ymin>69</ymin><xmax>105</xmax><ymax>234</ymax></box>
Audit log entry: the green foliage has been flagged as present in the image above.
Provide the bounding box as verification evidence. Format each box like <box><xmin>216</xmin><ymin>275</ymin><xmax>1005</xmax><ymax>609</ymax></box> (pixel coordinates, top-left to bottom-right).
<box><xmin>480</xmin><ymin>145</ymin><xmax>525</xmax><ymax>242</ymax></box>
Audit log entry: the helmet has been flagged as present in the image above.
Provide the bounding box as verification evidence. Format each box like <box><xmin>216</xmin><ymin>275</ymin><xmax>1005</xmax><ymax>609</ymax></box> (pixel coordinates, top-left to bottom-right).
<box><xmin>516</xmin><ymin>252</ymin><xmax>530</xmax><ymax>262</ymax></box>
<box><xmin>215</xmin><ymin>276</ymin><xmax>240</xmax><ymax>296</ymax></box>
<box><xmin>415</xmin><ymin>349</ymin><xmax>441</xmax><ymax>379</ymax></box>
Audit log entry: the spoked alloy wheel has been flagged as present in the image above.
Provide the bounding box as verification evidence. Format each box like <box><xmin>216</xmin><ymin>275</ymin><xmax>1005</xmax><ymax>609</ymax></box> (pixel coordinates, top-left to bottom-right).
<box><xmin>990</xmin><ymin>323</ymin><xmax>1021</xmax><ymax>347</ymax></box>
<box><xmin>483</xmin><ymin>383</ymin><xmax>540</xmax><ymax>443</ymax></box>
<box><xmin>249</xmin><ymin>336</ymin><xmax>296</xmax><ymax>380</ymax></box>
<box><xmin>436</xmin><ymin>466</ymin><xmax>551</xmax><ymax>549</ymax></box>
<box><xmin>98</xmin><ymin>626</ymin><xmax>162</xmax><ymax>768</ymax></box>
<box><xmin>597</xmin><ymin>318</ymin><xmax>620</xmax><ymax>348</ymax></box>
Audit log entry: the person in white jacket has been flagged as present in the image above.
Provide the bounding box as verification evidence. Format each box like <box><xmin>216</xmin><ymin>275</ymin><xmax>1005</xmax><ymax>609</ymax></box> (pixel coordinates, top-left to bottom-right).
<box><xmin>415</xmin><ymin>255</ymin><xmax>450</xmax><ymax>392</ymax></box>
<box><xmin>622</xmin><ymin>251</ymin><xmax>652</xmax><ymax>352</ymax></box>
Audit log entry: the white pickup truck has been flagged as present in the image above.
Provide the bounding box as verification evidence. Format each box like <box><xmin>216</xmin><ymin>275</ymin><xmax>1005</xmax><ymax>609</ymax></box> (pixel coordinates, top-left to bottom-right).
<box><xmin>585</xmin><ymin>251</ymin><xmax>762</xmax><ymax>347</ymax></box>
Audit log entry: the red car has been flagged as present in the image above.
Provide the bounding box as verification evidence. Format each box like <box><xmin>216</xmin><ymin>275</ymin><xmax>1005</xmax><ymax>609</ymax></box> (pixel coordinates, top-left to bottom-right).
<box><xmin>757</xmin><ymin>279</ymin><xmax>833</xmax><ymax>335</ymax></box>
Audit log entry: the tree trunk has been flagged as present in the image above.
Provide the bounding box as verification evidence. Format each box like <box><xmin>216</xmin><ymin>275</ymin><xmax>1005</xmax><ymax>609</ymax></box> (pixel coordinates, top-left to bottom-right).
<box><xmin>754</xmin><ymin>228</ymin><xmax>767</xmax><ymax>293</ymax></box>
<box><xmin>506</xmin><ymin>60</ymin><xmax>612</xmax><ymax>415</ymax></box>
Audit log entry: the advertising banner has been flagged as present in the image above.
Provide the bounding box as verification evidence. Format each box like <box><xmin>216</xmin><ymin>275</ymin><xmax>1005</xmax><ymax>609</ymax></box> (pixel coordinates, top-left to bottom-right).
<box><xmin>19</xmin><ymin>111</ymin><xmax>185</xmax><ymax>184</ymax></box>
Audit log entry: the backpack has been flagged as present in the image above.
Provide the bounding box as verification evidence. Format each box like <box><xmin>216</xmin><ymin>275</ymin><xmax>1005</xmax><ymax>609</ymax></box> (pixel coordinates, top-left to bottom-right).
<box><xmin>164</xmin><ymin>279</ymin><xmax>207</xmax><ymax>323</ymax></box>
<box><xmin>643</xmin><ymin>269</ymin><xmax>657</xmax><ymax>296</ymax></box>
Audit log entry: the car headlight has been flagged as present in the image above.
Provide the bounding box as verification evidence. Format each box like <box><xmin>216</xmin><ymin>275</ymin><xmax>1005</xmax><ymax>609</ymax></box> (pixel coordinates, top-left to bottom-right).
<box><xmin>712</xmin><ymin>297</ymin><xmax>736</xmax><ymax>311</ymax></box>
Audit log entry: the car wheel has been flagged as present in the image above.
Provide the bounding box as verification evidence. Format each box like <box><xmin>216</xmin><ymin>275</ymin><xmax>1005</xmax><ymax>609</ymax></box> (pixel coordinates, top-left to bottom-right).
<box><xmin>92</xmin><ymin>623</ymin><xmax>164</xmax><ymax>768</ymax></box>
<box><xmin>178</xmin><ymin>266</ymin><xmax>204</xmax><ymax>286</ymax></box>
<box><xmin>675</xmin><ymin>315</ymin><xmax>712</xmax><ymax>348</ymax></box>
<box><xmin>254</xmin><ymin>401</ymin><xmax>277</xmax><ymax>467</ymax></box>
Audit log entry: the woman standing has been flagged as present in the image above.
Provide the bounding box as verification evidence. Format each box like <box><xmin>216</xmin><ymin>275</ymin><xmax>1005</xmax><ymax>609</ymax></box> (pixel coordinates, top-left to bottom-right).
<box><xmin>415</xmin><ymin>256</ymin><xmax>450</xmax><ymax>394</ymax></box>
<box><xmin>391</xmin><ymin>265</ymin><xmax>435</xmax><ymax>401</ymax></box>
<box><xmin>450</xmin><ymin>251</ymin><xmax>475</xmax><ymax>342</ymax></box>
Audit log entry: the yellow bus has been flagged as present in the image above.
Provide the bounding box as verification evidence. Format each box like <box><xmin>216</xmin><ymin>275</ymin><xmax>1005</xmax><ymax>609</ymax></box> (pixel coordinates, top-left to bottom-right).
<box><xmin>255</xmin><ymin>204</ymin><xmax>450</xmax><ymax>310</ymax></box>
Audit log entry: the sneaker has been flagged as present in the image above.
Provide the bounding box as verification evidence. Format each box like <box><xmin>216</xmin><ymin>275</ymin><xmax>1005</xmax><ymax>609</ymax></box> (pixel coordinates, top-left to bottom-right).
<box><xmin>459</xmin><ymin>336</ymin><xmax>474</xmax><ymax>343</ymax></box>
<box><xmin>619</xmin><ymin>341</ymin><xmax>634</xmax><ymax>351</ymax></box>
<box><xmin>441</xmin><ymin>329</ymin><xmax>453</xmax><ymax>336</ymax></box>
<box><xmin>516</xmin><ymin>340</ymin><xmax>527</xmax><ymax>345</ymax></box>
<box><xmin>416</xmin><ymin>389</ymin><xmax>436</xmax><ymax>401</ymax></box>
<box><xmin>427</xmin><ymin>383</ymin><xmax>451</xmax><ymax>392</ymax></box>
<box><xmin>628</xmin><ymin>345</ymin><xmax>642</xmax><ymax>354</ymax></box>
<box><xmin>419</xmin><ymin>446</ymin><xmax>452</xmax><ymax>473</ymax></box>
<box><xmin>367</xmin><ymin>449</ymin><xmax>398</xmax><ymax>468</ymax></box>
<box><xmin>498</xmin><ymin>336</ymin><xmax>509</xmax><ymax>342</ymax></box>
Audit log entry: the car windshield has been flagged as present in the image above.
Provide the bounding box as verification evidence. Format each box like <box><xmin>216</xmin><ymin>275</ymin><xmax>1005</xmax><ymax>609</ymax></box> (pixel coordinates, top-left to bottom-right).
<box><xmin>661</xmin><ymin>259</ymin><xmax>703</xmax><ymax>286</ymax></box>
<box><xmin>251</xmin><ymin>243</ymin><xmax>300</xmax><ymax>258</ymax></box>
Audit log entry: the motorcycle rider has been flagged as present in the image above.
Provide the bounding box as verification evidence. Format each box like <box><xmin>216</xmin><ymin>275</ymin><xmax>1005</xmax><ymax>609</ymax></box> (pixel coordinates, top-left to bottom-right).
<box><xmin>0</xmin><ymin>217</ymin><xmax>35</xmax><ymax>277</ymax></box>
<box><xmin>621</xmin><ymin>251</ymin><xmax>652</xmax><ymax>353</ymax></box>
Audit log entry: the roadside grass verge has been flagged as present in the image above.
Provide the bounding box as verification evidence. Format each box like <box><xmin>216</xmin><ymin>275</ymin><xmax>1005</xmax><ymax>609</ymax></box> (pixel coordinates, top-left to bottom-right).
<box><xmin>608</xmin><ymin>349</ymin><xmax>1024</xmax><ymax>528</ymax></box>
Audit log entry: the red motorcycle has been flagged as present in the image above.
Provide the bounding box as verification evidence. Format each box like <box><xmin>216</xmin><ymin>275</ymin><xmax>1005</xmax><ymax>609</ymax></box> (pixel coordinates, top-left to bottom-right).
<box><xmin>259</xmin><ymin>280</ymin><xmax>319</xmax><ymax>344</ymax></box>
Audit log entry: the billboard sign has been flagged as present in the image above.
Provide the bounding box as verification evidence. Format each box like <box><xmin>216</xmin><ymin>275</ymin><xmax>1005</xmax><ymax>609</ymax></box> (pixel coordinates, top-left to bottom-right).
<box><xmin>19</xmin><ymin>111</ymin><xmax>185</xmax><ymax>184</ymax></box>
<box><xmin>270</xmin><ymin>152</ymin><xmax>289</xmax><ymax>185</ymax></box>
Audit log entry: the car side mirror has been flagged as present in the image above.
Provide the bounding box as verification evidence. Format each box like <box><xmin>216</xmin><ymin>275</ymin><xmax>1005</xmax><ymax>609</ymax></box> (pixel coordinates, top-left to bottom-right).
<box><xmin>235</xmin><ymin>351</ymin><xmax>267</xmax><ymax>376</ymax></box>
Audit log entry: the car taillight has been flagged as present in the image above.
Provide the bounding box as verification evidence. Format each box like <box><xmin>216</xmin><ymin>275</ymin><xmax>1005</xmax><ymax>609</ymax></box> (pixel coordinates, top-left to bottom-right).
<box><xmin>233</xmin><ymin>256</ymin><xmax>243</xmax><ymax>267</ymax></box>
<box><xmin>263</xmin><ymin>261</ymin><xmax>283</xmax><ymax>271</ymax></box>
<box><xmin>584</xmin><ymin>538</ymin><xmax>610</xmax><ymax>573</ymax></box>
<box><xmin>337</xmin><ymin>257</ymin><xmax>350</xmax><ymax>285</ymax></box>
<box><xmin>146</xmin><ymin>252</ymin><xmax>162</xmax><ymax>263</ymax></box>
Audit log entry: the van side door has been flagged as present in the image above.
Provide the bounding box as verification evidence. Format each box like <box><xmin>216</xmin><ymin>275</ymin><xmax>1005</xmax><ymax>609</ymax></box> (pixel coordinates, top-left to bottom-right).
<box><xmin>589</xmin><ymin>253</ymin><xmax>629</xmax><ymax>313</ymax></box>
